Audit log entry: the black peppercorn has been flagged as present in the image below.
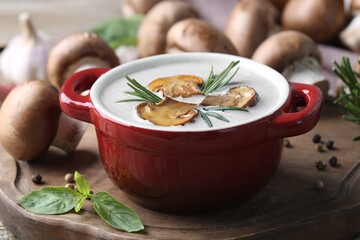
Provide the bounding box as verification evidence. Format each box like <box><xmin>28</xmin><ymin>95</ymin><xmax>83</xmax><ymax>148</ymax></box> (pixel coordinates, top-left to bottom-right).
<box><xmin>329</xmin><ymin>156</ymin><xmax>338</xmax><ymax>167</ymax></box>
<box><xmin>283</xmin><ymin>138</ymin><xmax>292</xmax><ymax>148</ymax></box>
<box><xmin>31</xmin><ymin>174</ymin><xmax>43</xmax><ymax>184</ymax></box>
<box><xmin>315</xmin><ymin>160</ymin><xmax>327</xmax><ymax>170</ymax></box>
<box><xmin>312</xmin><ymin>134</ymin><xmax>321</xmax><ymax>143</ymax></box>
<box><xmin>326</xmin><ymin>140</ymin><xmax>335</xmax><ymax>150</ymax></box>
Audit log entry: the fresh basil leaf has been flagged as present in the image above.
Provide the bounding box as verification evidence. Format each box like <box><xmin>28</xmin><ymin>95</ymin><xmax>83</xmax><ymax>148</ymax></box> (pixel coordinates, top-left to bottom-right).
<box><xmin>74</xmin><ymin>195</ymin><xmax>87</xmax><ymax>213</ymax></box>
<box><xmin>91</xmin><ymin>16</ymin><xmax>143</xmax><ymax>49</ymax></box>
<box><xmin>74</xmin><ymin>171</ymin><xmax>90</xmax><ymax>196</ymax></box>
<box><xmin>91</xmin><ymin>192</ymin><xmax>144</xmax><ymax>232</ymax></box>
<box><xmin>18</xmin><ymin>187</ymin><xmax>81</xmax><ymax>214</ymax></box>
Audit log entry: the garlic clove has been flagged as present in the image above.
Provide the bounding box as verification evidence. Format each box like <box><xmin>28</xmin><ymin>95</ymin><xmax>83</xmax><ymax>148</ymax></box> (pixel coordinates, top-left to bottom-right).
<box><xmin>0</xmin><ymin>12</ymin><xmax>53</xmax><ymax>84</ymax></box>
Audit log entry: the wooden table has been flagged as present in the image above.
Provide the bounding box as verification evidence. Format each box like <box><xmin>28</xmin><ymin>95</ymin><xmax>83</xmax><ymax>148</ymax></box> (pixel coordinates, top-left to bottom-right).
<box><xmin>1</xmin><ymin>1</ymin><xmax>360</xmax><ymax>239</ymax></box>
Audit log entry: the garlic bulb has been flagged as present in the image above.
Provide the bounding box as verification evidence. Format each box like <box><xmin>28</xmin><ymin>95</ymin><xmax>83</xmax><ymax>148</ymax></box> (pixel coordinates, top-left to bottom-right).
<box><xmin>0</xmin><ymin>12</ymin><xmax>53</xmax><ymax>84</ymax></box>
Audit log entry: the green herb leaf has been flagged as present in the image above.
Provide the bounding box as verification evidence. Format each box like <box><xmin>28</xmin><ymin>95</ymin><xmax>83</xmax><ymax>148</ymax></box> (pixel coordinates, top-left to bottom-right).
<box><xmin>205</xmin><ymin>112</ymin><xmax>229</xmax><ymax>122</ymax></box>
<box><xmin>201</xmin><ymin>61</ymin><xmax>240</xmax><ymax>95</ymax></box>
<box><xmin>333</xmin><ymin>57</ymin><xmax>360</xmax><ymax>140</ymax></box>
<box><xmin>198</xmin><ymin>110</ymin><xmax>213</xmax><ymax>127</ymax></box>
<box><xmin>115</xmin><ymin>99</ymin><xmax>146</xmax><ymax>103</ymax></box>
<box><xmin>75</xmin><ymin>196</ymin><xmax>87</xmax><ymax>213</ymax></box>
<box><xmin>92</xmin><ymin>192</ymin><xmax>144</xmax><ymax>232</ymax></box>
<box><xmin>117</xmin><ymin>75</ymin><xmax>163</xmax><ymax>103</ymax></box>
<box><xmin>18</xmin><ymin>187</ymin><xmax>81</xmax><ymax>214</ymax></box>
<box><xmin>75</xmin><ymin>171</ymin><xmax>90</xmax><ymax>196</ymax></box>
<box><xmin>19</xmin><ymin>172</ymin><xmax>145</xmax><ymax>233</ymax></box>
<box><xmin>91</xmin><ymin>16</ymin><xmax>143</xmax><ymax>49</ymax></box>
<box><xmin>203</xmin><ymin>106</ymin><xmax>249</xmax><ymax>112</ymax></box>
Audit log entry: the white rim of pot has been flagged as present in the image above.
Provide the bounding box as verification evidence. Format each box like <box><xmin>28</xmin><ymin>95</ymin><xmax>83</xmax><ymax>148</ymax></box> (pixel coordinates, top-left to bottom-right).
<box><xmin>91</xmin><ymin>52</ymin><xmax>289</xmax><ymax>132</ymax></box>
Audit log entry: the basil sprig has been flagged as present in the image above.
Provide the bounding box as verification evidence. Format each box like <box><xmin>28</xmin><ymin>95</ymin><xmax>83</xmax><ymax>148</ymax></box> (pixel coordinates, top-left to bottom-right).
<box><xmin>18</xmin><ymin>171</ymin><xmax>144</xmax><ymax>233</ymax></box>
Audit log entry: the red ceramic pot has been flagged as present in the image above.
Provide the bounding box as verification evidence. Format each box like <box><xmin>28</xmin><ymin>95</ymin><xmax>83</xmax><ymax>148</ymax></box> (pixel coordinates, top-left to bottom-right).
<box><xmin>59</xmin><ymin>53</ymin><xmax>322</xmax><ymax>213</ymax></box>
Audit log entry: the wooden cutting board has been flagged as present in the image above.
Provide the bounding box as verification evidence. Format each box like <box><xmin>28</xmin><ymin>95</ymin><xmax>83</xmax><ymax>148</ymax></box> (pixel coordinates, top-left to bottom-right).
<box><xmin>0</xmin><ymin>102</ymin><xmax>359</xmax><ymax>240</ymax></box>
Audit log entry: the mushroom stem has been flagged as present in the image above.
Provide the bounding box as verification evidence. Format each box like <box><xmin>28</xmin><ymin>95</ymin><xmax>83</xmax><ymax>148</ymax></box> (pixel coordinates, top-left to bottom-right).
<box><xmin>50</xmin><ymin>59</ymin><xmax>103</xmax><ymax>154</ymax></box>
<box><xmin>51</xmin><ymin>113</ymin><xmax>88</xmax><ymax>154</ymax></box>
<box><xmin>282</xmin><ymin>57</ymin><xmax>329</xmax><ymax>95</ymax></box>
<box><xmin>73</xmin><ymin>57</ymin><xmax>112</xmax><ymax>73</ymax></box>
<box><xmin>340</xmin><ymin>14</ymin><xmax>360</xmax><ymax>52</ymax></box>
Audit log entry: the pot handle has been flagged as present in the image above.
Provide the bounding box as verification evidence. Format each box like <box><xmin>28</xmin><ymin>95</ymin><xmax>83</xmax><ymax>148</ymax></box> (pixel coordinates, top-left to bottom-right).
<box><xmin>59</xmin><ymin>68</ymin><xmax>110</xmax><ymax>123</ymax></box>
<box><xmin>269</xmin><ymin>83</ymin><xmax>323</xmax><ymax>138</ymax></box>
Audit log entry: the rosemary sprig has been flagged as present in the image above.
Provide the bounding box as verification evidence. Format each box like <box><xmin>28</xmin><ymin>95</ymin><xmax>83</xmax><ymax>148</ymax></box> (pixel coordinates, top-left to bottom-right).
<box><xmin>116</xmin><ymin>75</ymin><xmax>163</xmax><ymax>103</ymax></box>
<box><xmin>198</xmin><ymin>110</ymin><xmax>213</xmax><ymax>128</ymax></box>
<box><xmin>333</xmin><ymin>57</ymin><xmax>360</xmax><ymax>141</ymax></box>
<box><xmin>197</xmin><ymin>109</ymin><xmax>231</xmax><ymax>127</ymax></box>
<box><xmin>201</xmin><ymin>61</ymin><xmax>240</xmax><ymax>95</ymax></box>
<box><xmin>204</xmin><ymin>112</ymin><xmax>230</xmax><ymax>122</ymax></box>
<box><xmin>203</xmin><ymin>106</ymin><xmax>249</xmax><ymax>112</ymax></box>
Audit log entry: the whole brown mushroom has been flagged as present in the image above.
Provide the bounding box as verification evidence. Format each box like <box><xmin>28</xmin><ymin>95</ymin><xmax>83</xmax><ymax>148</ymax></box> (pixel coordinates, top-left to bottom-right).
<box><xmin>166</xmin><ymin>18</ymin><xmax>237</xmax><ymax>55</ymax></box>
<box><xmin>282</xmin><ymin>0</ymin><xmax>346</xmax><ymax>43</ymax></box>
<box><xmin>137</xmin><ymin>0</ymin><xmax>199</xmax><ymax>57</ymax></box>
<box><xmin>47</xmin><ymin>32</ymin><xmax>118</xmax><ymax>154</ymax></box>
<box><xmin>47</xmin><ymin>32</ymin><xmax>119</xmax><ymax>89</ymax></box>
<box><xmin>224</xmin><ymin>0</ymin><xmax>280</xmax><ymax>57</ymax></box>
<box><xmin>0</xmin><ymin>79</ymin><xmax>89</xmax><ymax>161</ymax></box>
<box><xmin>0</xmin><ymin>80</ymin><xmax>61</xmax><ymax>161</ymax></box>
<box><xmin>252</xmin><ymin>30</ymin><xmax>329</xmax><ymax>95</ymax></box>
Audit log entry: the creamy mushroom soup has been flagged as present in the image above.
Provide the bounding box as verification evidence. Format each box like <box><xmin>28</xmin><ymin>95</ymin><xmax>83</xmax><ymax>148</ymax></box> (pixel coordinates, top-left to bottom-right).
<box><xmin>94</xmin><ymin>57</ymin><xmax>287</xmax><ymax>132</ymax></box>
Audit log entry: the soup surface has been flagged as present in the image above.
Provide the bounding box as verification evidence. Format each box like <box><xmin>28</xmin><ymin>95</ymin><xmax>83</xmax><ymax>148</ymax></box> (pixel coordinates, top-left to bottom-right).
<box><xmin>97</xmin><ymin>60</ymin><xmax>284</xmax><ymax>132</ymax></box>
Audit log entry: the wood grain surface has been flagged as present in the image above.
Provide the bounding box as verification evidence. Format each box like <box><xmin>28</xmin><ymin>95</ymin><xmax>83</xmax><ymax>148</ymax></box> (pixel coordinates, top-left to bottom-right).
<box><xmin>0</xmin><ymin>102</ymin><xmax>360</xmax><ymax>240</ymax></box>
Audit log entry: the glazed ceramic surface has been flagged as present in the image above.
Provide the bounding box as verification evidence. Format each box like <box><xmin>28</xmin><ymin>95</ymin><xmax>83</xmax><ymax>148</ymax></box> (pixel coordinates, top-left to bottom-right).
<box><xmin>60</xmin><ymin>53</ymin><xmax>323</xmax><ymax>212</ymax></box>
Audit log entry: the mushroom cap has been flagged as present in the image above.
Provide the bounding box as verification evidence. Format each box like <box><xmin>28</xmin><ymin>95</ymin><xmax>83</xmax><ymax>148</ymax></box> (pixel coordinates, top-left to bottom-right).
<box><xmin>137</xmin><ymin>0</ymin><xmax>199</xmax><ymax>57</ymax></box>
<box><xmin>0</xmin><ymin>80</ymin><xmax>61</xmax><ymax>161</ymax></box>
<box><xmin>201</xmin><ymin>86</ymin><xmax>259</xmax><ymax>108</ymax></box>
<box><xmin>136</xmin><ymin>97</ymin><xmax>198</xmax><ymax>126</ymax></box>
<box><xmin>224</xmin><ymin>0</ymin><xmax>279</xmax><ymax>57</ymax></box>
<box><xmin>47</xmin><ymin>32</ymin><xmax>119</xmax><ymax>89</ymax></box>
<box><xmin>121</xmin><ymin>0</ymin><xmax>162</xmax><ymax>17</ymax></box>
<box><xmin>351</xmin><ymin>0</ymin><xmax>360</xmax><ymax>13</ymax></box>
<box><xmin>166</xmin><ymin>18</ymin><xmax>237</xmax><ymax>55</ymax></box>
<box><xmin>251</xmin><ymin>30</ymin><xmax>321</xmax><ymax>73</ymax></box>
<box><xmin>282</xmin><ymin>0</ymin><xmax>346</xmax><ymax>43</ymax></box>
<box><xmin>148</xmin><ymin>74</ymin><xmax>204</xmax><ymax>98</ymax></box>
